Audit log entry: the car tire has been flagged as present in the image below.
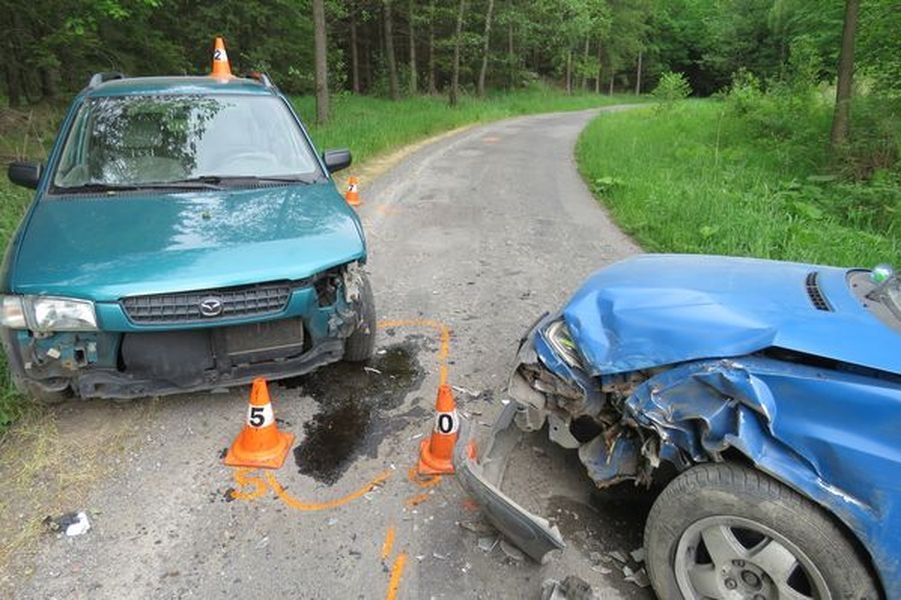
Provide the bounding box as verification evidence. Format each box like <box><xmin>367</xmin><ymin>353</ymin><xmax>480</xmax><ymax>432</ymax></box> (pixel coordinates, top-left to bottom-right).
<box><xmin>343</xmin><ymin>272</ymin><xmax>376</xmax><ymax>362</ymax></box>
<box><xmin>644</xmin><ymin>462</ymin><xmax>879</xmax><ymax>600</ymax></box>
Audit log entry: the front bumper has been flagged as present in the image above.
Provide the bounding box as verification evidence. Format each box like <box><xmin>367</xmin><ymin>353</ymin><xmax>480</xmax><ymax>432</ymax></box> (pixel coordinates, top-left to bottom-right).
<box><xmin>453</xmin><ymin>401</ymin><xmax>565</xmax><ymax>563</ymax></box>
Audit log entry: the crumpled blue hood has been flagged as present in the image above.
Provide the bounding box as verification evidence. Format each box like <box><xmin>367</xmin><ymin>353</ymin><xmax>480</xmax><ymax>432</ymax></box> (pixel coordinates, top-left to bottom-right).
<box><xmin>563</xmin><ymin>254</ymin><xmax>898</xmax><ymax>375</ymax></box>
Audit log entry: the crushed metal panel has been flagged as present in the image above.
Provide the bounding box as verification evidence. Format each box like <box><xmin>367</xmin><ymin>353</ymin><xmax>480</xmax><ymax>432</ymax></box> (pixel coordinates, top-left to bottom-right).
<box><xmin>453</xmin><ymin>404</ymin><xmax>565</xmax><ymax>563</ymax></box>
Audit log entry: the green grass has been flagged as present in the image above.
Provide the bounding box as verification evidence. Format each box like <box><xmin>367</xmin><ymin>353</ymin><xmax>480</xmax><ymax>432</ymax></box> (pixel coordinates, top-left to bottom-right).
<box><xmin>0</xmin><ymin>87</ymin><xmax>640</xmax><ymax>430</ymax></box>
<box><xmin>576</xmin><ymin>100</ymin><xmax>900</xmax><ymax>267</ymax></box>
<box><xmin>293</xmin><ymin>88</ymin><xmax>640</xmax><ymax>165</ymax></box>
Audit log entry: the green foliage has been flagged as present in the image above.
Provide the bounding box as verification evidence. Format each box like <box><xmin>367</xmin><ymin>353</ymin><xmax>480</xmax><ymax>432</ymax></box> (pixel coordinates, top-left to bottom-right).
<box><xmin>576</xmin><ymin>101</ymin><xmax>899</xmax><ymax>267</ymax></box>
<box><xmin>651</xmin><ymin>71</ymin><xmax>691</xmax><ymax>109</ymax></box>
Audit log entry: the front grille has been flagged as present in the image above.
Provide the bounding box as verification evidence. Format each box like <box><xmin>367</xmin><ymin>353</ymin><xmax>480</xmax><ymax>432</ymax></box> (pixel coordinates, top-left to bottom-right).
<box><xmin>805</xmin><ymin>272</ymin><xmax>833</xmax><ymax>312</ymax></box>
<box><xmin>122</xmin><ymin>281</ymin><xmax>292</xmax><ymax>324</ymax></box>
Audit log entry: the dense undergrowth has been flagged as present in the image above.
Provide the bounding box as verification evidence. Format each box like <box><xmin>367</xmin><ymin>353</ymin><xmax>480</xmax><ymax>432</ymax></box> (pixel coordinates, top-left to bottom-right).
<box><xmin>577</xmin><ymin>83</ymin><xmax>900</xmax><ymax>267</ymax></box>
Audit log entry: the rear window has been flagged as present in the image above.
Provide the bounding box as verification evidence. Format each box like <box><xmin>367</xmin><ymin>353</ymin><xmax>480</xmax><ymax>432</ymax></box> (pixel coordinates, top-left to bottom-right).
<box><xmin>52</xmin><ymin>94</ymin><xmax>320</xmax><ymax>189</ymax></box>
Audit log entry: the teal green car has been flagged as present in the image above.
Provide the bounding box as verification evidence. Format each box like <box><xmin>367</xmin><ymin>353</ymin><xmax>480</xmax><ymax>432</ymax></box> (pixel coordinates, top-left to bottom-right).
<box><xmin>2</xmin><ymin>72</ymin><xmax>375</xmax><ymax>401</ymax></box>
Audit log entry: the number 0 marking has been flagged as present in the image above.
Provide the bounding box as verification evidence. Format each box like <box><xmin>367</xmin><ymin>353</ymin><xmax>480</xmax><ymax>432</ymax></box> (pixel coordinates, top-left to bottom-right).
<box><xmin>435</xmin><ymin>411</ymin><xmax>457</xmax><ymax>435</ymax></box>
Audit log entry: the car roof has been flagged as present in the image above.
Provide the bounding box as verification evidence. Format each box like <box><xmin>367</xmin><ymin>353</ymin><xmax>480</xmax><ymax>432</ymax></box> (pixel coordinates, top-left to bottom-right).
<box><xmin>84</xmin><ymin>76</ymin><xmax>277</xmax><ymax>98</ymax></box>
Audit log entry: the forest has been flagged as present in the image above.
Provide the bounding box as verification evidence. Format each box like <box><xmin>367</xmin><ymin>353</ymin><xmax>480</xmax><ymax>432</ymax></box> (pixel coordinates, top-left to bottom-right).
<box><xmin>1</xmin><ymin>0</ymin><xmax>898</xmax><ymax>108</ymax></box>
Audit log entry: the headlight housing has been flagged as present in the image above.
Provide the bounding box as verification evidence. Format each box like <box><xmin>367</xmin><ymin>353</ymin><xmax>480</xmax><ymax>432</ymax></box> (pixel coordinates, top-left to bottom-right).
<box><xmin>0</xmin><ymin>295</ymin><xmax>98</xmax><ymax>332</ymax></box>
<box><xmin>544</xmin><ymin>319</ymin><xmax>583</xmax><ymax>369</ymax></box>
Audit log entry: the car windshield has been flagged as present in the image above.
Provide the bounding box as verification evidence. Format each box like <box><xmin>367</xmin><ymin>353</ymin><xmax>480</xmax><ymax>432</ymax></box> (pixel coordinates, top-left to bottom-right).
<box><xmin>51</xmin><ymin>94</ymin><xmax>321</xmax><ymax>190</ymax></box>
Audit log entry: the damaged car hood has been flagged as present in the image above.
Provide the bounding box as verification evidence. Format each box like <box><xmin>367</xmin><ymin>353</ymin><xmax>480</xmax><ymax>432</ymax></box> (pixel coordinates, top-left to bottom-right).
<box><xmin>9</xmin><ymin>183</ymin><xmax>365</xmax><ymax>299</ymax></box>
<box><xmin>563</xmin><ymin>254</ymin><xmax>897</xmax><ymax>375</ymax></box>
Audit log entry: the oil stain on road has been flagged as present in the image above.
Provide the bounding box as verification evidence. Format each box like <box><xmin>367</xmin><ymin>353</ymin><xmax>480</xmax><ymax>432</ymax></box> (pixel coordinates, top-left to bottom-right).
<box><xmin>281</xmin><ymin>341</ymin><xmax>429</xmax><ymax>485</ymax></box>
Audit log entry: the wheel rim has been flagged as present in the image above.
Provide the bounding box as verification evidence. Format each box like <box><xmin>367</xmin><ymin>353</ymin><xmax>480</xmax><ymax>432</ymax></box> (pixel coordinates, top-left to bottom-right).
<box><xmin>673</xmin><ymin>515</ymin><xmax>831</xmax><ymax>600</ymax></box>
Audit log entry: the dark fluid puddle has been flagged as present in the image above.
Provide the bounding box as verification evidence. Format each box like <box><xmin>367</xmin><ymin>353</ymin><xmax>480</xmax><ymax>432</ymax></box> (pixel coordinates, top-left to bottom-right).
<box><xmin>281</xmin><ymin>342</ymin><xmax>427</xmax><ymax>485</ymax></box>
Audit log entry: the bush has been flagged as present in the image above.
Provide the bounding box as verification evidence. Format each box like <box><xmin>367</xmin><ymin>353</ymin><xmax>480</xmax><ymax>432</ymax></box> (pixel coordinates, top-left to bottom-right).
<box><xmin>652</xmin><ymin>72</ymin><xmax>692</xmax><ymax>110</ymax></box>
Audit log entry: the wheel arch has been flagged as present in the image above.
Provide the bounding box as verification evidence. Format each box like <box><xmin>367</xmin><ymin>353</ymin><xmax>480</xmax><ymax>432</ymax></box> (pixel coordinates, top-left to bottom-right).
<box><xmin>623</xmin><ymin>358</ymin><xmax>891</xmax><ymax>598</ymax></box>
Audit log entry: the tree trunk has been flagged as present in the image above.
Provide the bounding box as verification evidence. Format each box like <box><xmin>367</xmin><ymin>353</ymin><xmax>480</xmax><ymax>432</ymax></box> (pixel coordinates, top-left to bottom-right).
<box><xmin>580</xmin><ymin>37</ymin><xmax>589</xmax><ymax>90</ymax></box>
<box><xmin>595</xmin><ymin>40</ymin><xmax>602</xmax><ymax>94</ymax></box>
<box><xmin>350</xmin><ymin>4</ymin><xmax>360</xmax><ymax>94</ymax></box>
<box><xmin>449</xmin><ymin>0</ymin><xmax>466</xmax><ymax>106</ymax></box>
<box><xmin>507</xmin><ymin>8</ymin><xmax>514</xmax><ymax>90</ymax></box>
<box><xmin>634</xmin><ymin>50</ymin><xmax>642</xmax><ymax>95</ymax></box>
<box><xmin>384</xmin><ymin>0</ymin><xmax>400</xmax><ymax>100</ymax></box>
<box><xmin>313</xmin><ymin>0</ymin><xmax>329</xmax><ymax>124</ymax></box>
<box><xmin>427</xmin><ymin>0</ymin><xmax>437</xmax><ymax>94</ymax></box>
<box><xmin>477</xmin><ymin>0</ymin><xmax>494</xmax><ymax>97</ymax></box>
<box><xmin>830</xmin><ymin>0</ymin><xmax>859</xmax><ymax>149</ymax></box>
<box><xmin>608</xmin><ymin>71</ymin><xmax>614</xmax><ymax>95</ymax></box>
<box><xmin>408</xmin><ymin>0</ymin><xmax>418</xmax><ymax>95</ymax></box>
<box><xmin>565</xmin><ymin>49</ymin><xmax>573</xmax><ymax>95</ymax></box>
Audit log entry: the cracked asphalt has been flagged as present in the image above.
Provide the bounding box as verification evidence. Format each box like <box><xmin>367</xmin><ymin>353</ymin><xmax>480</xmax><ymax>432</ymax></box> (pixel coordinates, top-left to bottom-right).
<box><xmin>9</xmin><ymin>106</ymin><xmax>655</xmax><ymax>599</ymax></box>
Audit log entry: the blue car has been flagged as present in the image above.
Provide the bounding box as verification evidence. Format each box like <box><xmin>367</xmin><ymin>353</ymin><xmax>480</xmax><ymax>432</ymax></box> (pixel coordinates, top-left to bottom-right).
<box><xmin>456</xmin><ymin>254</ymin><xmax>900</xmax><ymax>600</ymax></box>
<box><xmin>2</xmin><ymin>70</ymin><xmax>374</xmax><ymax>401</ymax></box>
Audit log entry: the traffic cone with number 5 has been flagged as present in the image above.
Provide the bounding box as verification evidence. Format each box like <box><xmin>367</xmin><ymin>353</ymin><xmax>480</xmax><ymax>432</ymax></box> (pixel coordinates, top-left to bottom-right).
<box><xmin>418</xmin><ymin>384</ymin><xmax>473</xmax><ymax>475</ymax></box>
<box><xmin>224</xmin><ymin>377</ymin><xmax>294</xmax><ymax>469</ymax></box>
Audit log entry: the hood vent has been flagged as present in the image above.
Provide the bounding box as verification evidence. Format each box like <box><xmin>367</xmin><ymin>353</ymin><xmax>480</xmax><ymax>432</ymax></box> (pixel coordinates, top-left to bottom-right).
<box><xmin>805</xmin><ymin>272</ymin><xmax>833</xmax><ymax>311</ymax></box>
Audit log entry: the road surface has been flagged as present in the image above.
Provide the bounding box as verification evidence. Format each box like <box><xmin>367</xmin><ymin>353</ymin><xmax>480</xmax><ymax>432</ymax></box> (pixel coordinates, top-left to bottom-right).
<box><xmin>10</xmin><ymin>107</ymin><xmax>652</xmax><ymax>600</ymax></box>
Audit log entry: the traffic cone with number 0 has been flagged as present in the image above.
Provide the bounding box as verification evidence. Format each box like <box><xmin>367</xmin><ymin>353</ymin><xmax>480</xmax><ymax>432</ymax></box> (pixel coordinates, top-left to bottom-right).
<box><xmin>345</xmin><ymin>176</ymin><xmax>361</xmax><ymax>206</ymax></box>
<box><xmin>224</xmin><ymin>377</ymin><xmax>294</xmax><ymax>469</ymax></box>
<box><xmin>418</xmin><ymin>384</ymin><xmax>473</xmax><ymax>475</ymax></box>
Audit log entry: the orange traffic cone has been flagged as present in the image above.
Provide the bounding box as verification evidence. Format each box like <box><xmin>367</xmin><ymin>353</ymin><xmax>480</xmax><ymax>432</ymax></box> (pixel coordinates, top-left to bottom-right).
<box><xmin>224</xmin><ymin>378</ymin><xmax>294</xmax><ymax>469</ymax></box>
<box><xmin>210</xmin><ymin>37</ymin><xmax>233</xmax><ymax>79</ymax></box>
<box><xmin>345</xmin><ymin>176</ymin><xmax>361</xmax><ymax>206</ymax></box>
<box><xmin>418</xmin><ymin>384</ymin><xmax>473</xmax><ymax>475</ymax></box>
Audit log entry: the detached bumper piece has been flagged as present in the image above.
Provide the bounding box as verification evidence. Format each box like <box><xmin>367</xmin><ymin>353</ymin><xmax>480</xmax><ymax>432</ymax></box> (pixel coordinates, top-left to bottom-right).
<box><xmin>453</xmin><ymin>402</ymin><xmax>565</xmax><ymax>563</ymax></box>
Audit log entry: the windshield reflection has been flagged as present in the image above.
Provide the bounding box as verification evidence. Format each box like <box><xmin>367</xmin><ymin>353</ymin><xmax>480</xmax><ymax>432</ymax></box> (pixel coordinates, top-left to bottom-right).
<box><xmin>52</xmin><ymin>94</ymin><xmax>320</xmax><ymax>189</ymax></box>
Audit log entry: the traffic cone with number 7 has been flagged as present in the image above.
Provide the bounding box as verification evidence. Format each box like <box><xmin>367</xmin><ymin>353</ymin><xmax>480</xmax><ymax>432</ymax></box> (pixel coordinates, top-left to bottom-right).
<box><xmin>418</xmin><ymin>384</ymin><xmax>473</xmax><ymax>475</ymax></box>
<box><xmin>224</xmin><ymin>377</ymin><xmax>294</xmax><ymax>469</ymax></box>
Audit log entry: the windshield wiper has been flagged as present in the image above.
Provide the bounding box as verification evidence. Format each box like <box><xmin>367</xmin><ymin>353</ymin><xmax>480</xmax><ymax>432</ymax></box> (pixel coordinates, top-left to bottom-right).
<box><xmin>184</xmin><ymin>175</ymin><xmax>323</xmax><ymax>186</ymax></box>
<box><xmin>54</xmin><ymin>180</ymin><xmax>224</xmax><ymax>193</ymax></box>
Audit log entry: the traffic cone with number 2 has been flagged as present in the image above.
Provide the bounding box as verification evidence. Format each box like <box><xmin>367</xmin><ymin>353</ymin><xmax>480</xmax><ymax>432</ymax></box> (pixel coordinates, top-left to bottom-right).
<box><xmin>224</xmin><ymin>377</ymin><xmax>294</xmax><ymax>469</ymax></box>
<box><xmin>418</xmin><ymin>384</ymin><xmax>473</xmax><ymax>475</ymax></box>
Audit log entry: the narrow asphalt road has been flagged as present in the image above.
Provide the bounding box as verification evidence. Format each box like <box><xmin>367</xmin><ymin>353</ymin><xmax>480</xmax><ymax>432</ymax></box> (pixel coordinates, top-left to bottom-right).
<box><xmin>12</xmin><ymin>107</ymin><xmax>651</xmax><ymax>600</ymax></box>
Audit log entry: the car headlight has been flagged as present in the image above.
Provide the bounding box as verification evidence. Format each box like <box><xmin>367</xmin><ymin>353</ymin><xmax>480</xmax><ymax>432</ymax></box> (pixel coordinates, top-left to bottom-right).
<box><xmin>0</xmin><ymin>295</ymin><xmax>98</xmax><ymax>332</ymax></box>
<box><xmin>544</xmin><ymin>319</ymin><xmax>583</xmax><ymax>369</ymax></box>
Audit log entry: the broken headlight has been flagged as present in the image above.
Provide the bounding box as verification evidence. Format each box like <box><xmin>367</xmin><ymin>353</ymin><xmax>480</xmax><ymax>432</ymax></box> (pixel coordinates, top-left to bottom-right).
<box><xmin>544</xmin><ymin>319</ymin><xmax>583</xmax><ymax>369</ymax></box>
<box><xmin>0</xmin><ymin>295</ymin><xmax>98</xmax><ymax>332</ymax></box>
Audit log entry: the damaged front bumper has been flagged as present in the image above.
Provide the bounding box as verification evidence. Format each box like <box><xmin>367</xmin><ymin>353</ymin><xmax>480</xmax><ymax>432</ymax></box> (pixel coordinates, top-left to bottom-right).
<box><xmin>453</xmin><ymin>401</ymin><xmax>565</xmax><ymax>563</ymax></box>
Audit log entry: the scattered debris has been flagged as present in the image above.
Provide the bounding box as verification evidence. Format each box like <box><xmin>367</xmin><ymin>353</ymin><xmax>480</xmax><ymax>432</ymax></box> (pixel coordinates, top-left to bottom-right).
<box><xmin>452</xmin><ymin>385</ymin><xmax>479</xmax><ymax>398</ymax></box>
<box><xmin>623</xmin><ymin>565</ymin><xmax>651</xmax><ymax>588</ymax></box>
<box><xmin>432</xmin><ymin>551</ymin><xmax>449</xmax><ymax>560</ymax></box>
<box><xmin>363</xmin><ymin>366</ymin><xmax>382</xmax><ymax>375</ymax></box>
<box><xmin>458</xmin><ymin>520</ymin><xmax>495</xmax><ymax>535</ymax></box>
<box><xmin>532</xmin><ymin>446</ymin><xmax>547</xmax><ymax>457</ymax></box>
<box><xmin>478</xmin><ymin>536</ymin><xmax>499</xmax><ymax>552</ymax></box>
<box><xmin>540</xmin><ymin>575</ymin><xmax>600</xmax><ymax>600</ymax></box>
<box><xmin>409</xmin><ymin>433</ymin><xmax>424</xmax><ymax>440</ymax></box>
<box><xmin>327</xmin><ymin>517</ymin><xmax>339</xmax><ymax>526</ymax></box>
<box><xmin>500</xmin><ymin>539</ymin><xmax>525</xmax><ymax>562</ymax></box>
<box><xmin>256</xmin><ymin>536</ymin><xmax>270</xmax><ymax>549</ymax></box>
<box><xmin>630</xmin><ymin>547</ymin><xmax>646</xmax><ymax>563</ymax></box>
<box><xmin>43</xmin><ymin>512</ymin><xmax>91</xmax><ymax>537</ymax></box>
<box><xmin>607</xmin><ymin>550</ymin><xmax>628</xmax><ymax>564</ymax></box>
<box><xmin>590</xmin><ymin>565</ymin><xmax>612</xmax><ymax>575</ymax></box>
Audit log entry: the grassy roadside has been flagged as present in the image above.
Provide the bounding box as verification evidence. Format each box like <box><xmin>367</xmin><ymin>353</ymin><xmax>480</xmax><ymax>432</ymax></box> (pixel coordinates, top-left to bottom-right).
<box><xmin>576</xmin><ymin>100</ymin><xmax>900</xmax><ymax>267</ymax></box>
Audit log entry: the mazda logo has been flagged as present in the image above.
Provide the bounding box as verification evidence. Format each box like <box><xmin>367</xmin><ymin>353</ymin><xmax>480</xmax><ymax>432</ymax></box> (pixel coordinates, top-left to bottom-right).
<box><xmin>199</xmin><ymin>297</ymin><xmax>224</xmax><ymax>317</ymax></box>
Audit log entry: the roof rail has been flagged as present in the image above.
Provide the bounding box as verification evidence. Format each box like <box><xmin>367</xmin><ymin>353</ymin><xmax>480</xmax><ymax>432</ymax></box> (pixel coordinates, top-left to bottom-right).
<box><xmin>244</xmin><ymin>71</ymin><xmax>275</xmax><ymax>89</ymax></box>
<box><xmin>88</xmin><ymin>72</ymin><xmax>127</xmax><ymax>88</ymax></box>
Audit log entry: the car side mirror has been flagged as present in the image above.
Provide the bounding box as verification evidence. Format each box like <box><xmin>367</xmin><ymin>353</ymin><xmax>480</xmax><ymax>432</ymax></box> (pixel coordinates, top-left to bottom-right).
<box><xmin>8</xmin><ymin>162</ymin><xmax>42</xmax><ymax>189</ymax></box>
<box><xmin>322</xmin><ymin>149</ymin><xmax>352</xmax><ymax>173</ymax></box>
